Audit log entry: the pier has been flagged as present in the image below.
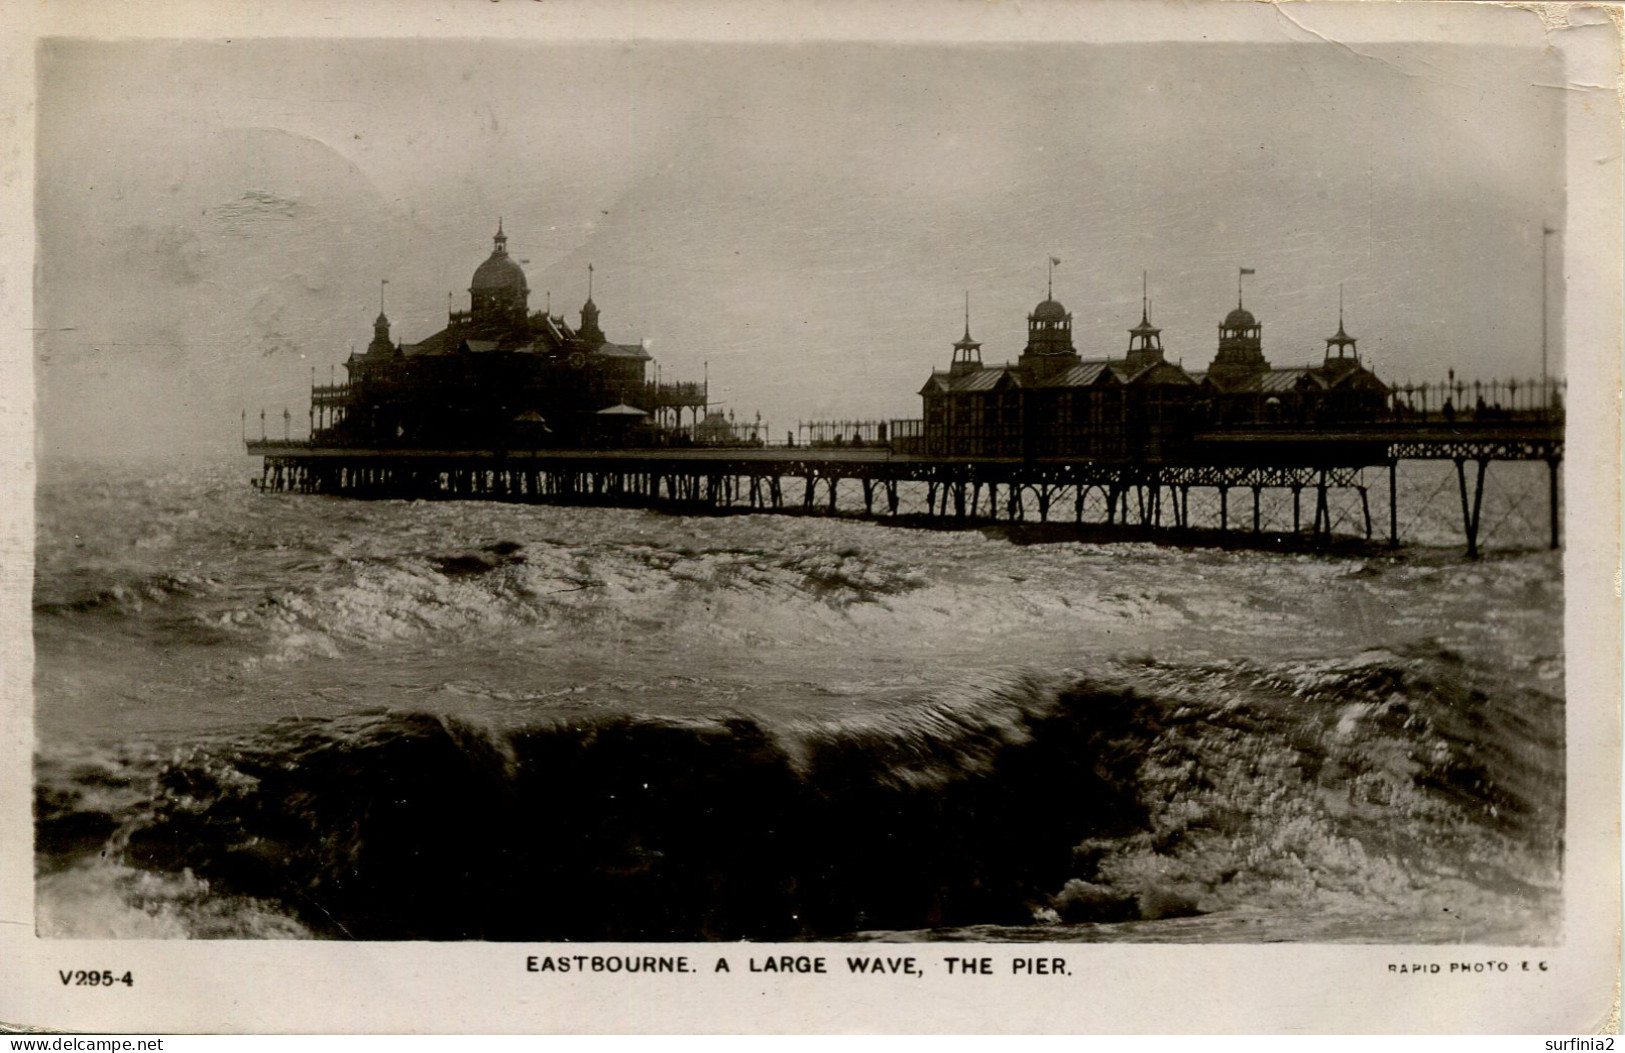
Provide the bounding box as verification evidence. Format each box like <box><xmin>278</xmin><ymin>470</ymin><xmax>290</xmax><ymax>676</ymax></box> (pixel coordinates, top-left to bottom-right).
<box><xmin>244</xmin><ymin>223</ymin><xmax>1567</xmax><ymax>558</ymax></box>
<box><xmin>247</xmin><ymin>417</ymin><xmax>1561</xmax><ymax>558</ymax></box>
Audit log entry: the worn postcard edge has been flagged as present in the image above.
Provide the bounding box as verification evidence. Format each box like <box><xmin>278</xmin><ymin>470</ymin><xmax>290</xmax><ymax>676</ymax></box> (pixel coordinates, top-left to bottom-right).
<box><xmin>0</xmin><ymin>0</ymin><xmax>1617</xmax><ymax>1035</ymax></box>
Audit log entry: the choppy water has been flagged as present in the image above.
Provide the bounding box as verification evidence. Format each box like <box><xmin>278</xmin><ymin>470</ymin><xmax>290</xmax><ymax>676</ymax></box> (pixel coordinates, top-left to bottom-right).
<box><xmin>34</xmin><ymin>457</ymin><xmax>1564</xmax><ymax>942</ymax></box>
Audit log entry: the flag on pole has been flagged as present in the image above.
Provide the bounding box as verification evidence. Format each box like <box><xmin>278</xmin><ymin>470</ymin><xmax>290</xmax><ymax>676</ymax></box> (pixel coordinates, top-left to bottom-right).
<box><xmin>1239</xmin><ymin>267</ymin><xmax>1256</xmax><ymax>275</ymax></box>
<box><xmin>1050</xmin><ymin>256</ymin><xmax>1062</xmax><ymax>266</ymax></box>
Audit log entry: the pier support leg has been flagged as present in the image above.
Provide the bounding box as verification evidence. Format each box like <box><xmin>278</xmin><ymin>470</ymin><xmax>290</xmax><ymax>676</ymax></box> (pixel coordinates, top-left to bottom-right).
<box><xmin>1314</xmin><ymin>471</ymin><xmax>1330</xmax><ymax>540</ymax></box>
<box><xmin>1219</xmin><ymin>486</ymin><xmax>1229</xmax><ymax>532</ymax></box>
<box><xmin>862</xmin><ymin>478</ymin><xmax>874</xmax><ymax>515</ymax></box>
<box><xmin>1547</xmin><ymin>457</ymin><xmax>1561</xmax><ymax>550</ymax></box>
<box><xmin>1252</xmin><ymin>486</ymin><xmax>1262</xmax><ymax>535</ymax></box>
<box><xmin>886</xmin><ymin>482</ymin><xmax>899</xmax><ymax>516</ymax></box>
<box><xmin>1359</xmin><ymin>486</ymin><xmax>1372</xmax><ymax>541</ymax></box>
<box><xmin>1292</xmin><ymin>486</ymin><xmax>1302</xmax><ymax>535</ymax></box>
<box><xmin>827</xmin><ymin>477</ymin><xmax>839</xmax><ymax>515</ymax></box>
<box><xmin>1455</xmin><ymin>457</ymin><xmax>1489</xmax><ymax>559</ymax></box>
<box><xmin>1075</xmin><ymin>485</ymin><xmax>1085</xmax><ymax>524</ymax></box>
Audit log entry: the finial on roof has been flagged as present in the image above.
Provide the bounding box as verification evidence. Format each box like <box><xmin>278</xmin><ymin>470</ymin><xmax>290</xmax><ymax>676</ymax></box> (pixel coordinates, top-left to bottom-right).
<box><xmin>1141</xmin><ymin>271</ymin><xmax>1150</xmax><ymax>327</ymax></box>
<box><xmin>494</xmin><ymin>218</ymin><xmax>507</xmax><ymax>253</ymax></box>
<box><xmin>964</xmin><ymin>290</ymin><xmax>972</xmax><ymax>341</ymax></box>
<box><xmin>587</xmin><ymin>262</ymin><xmax>594</xmax><ymax>303</ymax></box>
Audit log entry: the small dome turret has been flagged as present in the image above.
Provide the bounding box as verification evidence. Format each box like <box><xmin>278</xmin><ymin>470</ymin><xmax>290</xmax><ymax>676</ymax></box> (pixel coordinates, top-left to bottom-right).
<box><xmin>367</xmin><ymin>308</ymin><xmax>393</xmax><ymax>355</ymax></box>
<box><xmin>1207</xmin><ymin>279</ymin><xmax>1269</xmax><ymax>385</ymax></box>
<box><xmin>578</xmin><ymin>263</ymin><xmax>604</xmax><ymax>342</ymax></box>
<box><xmin>1031</xmin><ymin>298</ymin><xmax>1068</xmax><ymax>323</ymax></box>
<box><xmin>1020</xmin><ymin>268</ymin><xmax>1078</xmax><ymax>376</ymax></box>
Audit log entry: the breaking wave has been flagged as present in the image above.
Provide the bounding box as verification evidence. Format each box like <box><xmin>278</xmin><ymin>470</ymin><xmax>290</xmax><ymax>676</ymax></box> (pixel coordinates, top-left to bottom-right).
<box><xmin>36</xmin><ymin>648</ymin><xmax>1562</xmax><ymax>942</ymax></box>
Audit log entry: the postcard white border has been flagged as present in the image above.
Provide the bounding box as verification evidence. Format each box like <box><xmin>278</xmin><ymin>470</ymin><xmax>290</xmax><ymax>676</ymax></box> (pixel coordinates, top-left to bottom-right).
<box><xmin>0</xmin><ymin>0</ymin><xmax>1617</xmax><ymax>1035</ymax></box>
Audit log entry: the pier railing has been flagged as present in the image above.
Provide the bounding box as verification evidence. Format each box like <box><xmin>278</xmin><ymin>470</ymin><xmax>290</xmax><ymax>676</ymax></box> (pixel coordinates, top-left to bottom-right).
<box><xmin>1382</xmin><ymin>377</ymin><xmax>1565</xmax><ymax>424</ymax></box>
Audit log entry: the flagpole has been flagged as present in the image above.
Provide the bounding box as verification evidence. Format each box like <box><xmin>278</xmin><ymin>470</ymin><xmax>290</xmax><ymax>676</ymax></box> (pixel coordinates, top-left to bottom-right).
<box><xmin>1542</xmin><ymin>225</ymin><xmax>1556</xmax><ymax>405</ymax></box>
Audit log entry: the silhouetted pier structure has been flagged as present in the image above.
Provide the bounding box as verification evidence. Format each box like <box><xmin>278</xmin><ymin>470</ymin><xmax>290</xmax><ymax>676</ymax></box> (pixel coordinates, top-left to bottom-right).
<box><xmin>247</xmin><ymin>230</ymin><xmax>1566</xmax><ymax>558</ymax></box>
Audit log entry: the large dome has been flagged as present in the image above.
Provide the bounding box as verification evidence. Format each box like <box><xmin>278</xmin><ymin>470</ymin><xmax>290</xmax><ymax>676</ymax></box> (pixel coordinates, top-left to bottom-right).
<box><xmin>1031</xmin><ymin>298</ymin><xmax>1069</xmax><ymax>323</ymax></box>
<box><xmin>472</xmin><ymin>250</ymin><xmax>528</xmax><ymax>294</ymax></box>
<box><xmin>1224</xmin><ymin>307</ymin><xmax>1257</xmax><ymax>329</ymax></box>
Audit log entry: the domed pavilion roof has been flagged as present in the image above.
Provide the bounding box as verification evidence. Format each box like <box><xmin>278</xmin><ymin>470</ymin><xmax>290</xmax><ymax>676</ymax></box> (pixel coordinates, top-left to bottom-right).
<box><xmin>1031</xmin><ymin>298</ymin><xmax>1069</xmax><ymax>323</ymax></box>
<box><xmin>472</xmin><ymin>250</ymin><xmax>528</xmax><ymax>294</ymax></box>
<box><xmin>471</xmin><ymin>222</ymin><xmax>528</xmax><ymax>294</ymax></box>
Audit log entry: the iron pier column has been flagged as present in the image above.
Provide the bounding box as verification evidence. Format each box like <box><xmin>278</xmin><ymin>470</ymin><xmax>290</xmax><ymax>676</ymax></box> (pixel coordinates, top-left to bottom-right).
<box><xmin>1548</xmin><ymin>457</ymin><xmax>1561</xmax><ymax>550</ymax></box>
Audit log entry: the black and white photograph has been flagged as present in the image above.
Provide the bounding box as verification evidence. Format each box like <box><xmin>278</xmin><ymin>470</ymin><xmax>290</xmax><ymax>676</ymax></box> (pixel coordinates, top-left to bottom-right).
<box><xmin>4</xmin><ymin>0</ymin><xmax>1619</xmax><ymax>1035</ymax></box>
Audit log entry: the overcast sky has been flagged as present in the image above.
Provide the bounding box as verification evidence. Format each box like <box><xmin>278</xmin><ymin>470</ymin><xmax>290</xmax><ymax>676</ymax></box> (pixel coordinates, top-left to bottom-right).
<box><xmin>36</xmin><ymin>28</ymin><xmax>1564</xmax><ymax>458</ymax></box>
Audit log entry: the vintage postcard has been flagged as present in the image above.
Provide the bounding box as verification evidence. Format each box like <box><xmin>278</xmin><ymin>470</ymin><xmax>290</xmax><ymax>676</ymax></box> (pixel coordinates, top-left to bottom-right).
<box><xmin>1</xmin><ymin>0</ymin><xmax>1618</xmax><ymax>1034</ymax></box>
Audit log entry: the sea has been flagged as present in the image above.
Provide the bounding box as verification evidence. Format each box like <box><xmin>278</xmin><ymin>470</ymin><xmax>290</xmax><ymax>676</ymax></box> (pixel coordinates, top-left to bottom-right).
<box><xmin>33</xmin><ymin>455</ymin><xmax>1564</xmax><ymax>943</ymax></box>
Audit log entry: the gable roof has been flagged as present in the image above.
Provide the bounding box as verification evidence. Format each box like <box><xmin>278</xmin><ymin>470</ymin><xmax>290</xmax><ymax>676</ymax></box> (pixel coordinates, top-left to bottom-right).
<box><xmin>953</xmin><ymin>365</ymin><xmax>1020</xmax><ymax>392</ymax></box>
<box><xmin>1122</xmin><ymin>360</ymin><xmax>1199</xmax><ymax>387</ymax></box>
<box><xmin>920</xmin><ymin>365</ymin><xmax>1020</xmax><ymax>394</ymax></box>
<box><xmin>1259</xmin><ymin>368</ymin><xmax>1318</xmax><ymax>393</ymax></box>
<box><xmin>402</xmin><ymin>328</ymin><xmax>450</xmax><ymax>357</ymax></box>
<box><xmin>1032</xmin><ymin>361</ymin><xmax>1120</xmax><ymax>388</ymax></box>
<box><xmin>595</xmin><ymin>341</ymin><xmax>652</xmax><ymax>361</ymax></box>
<box><xmin>1316</xmin><ymin>362</ymin><xmax>1388</xmax><ymax>392</ymax></box>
